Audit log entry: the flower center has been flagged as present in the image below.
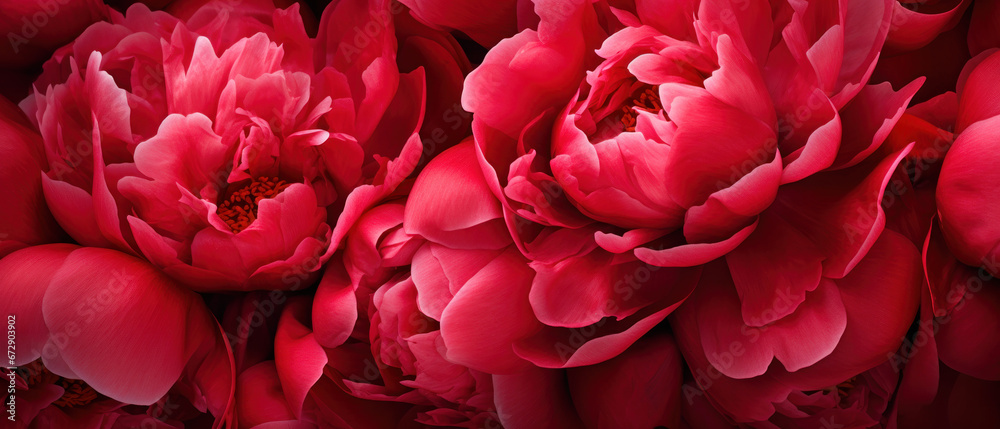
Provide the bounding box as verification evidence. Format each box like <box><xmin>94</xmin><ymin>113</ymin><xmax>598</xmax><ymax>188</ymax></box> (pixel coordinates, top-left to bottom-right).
<box><xmin>620</xmin><ymin>86</ymin><xmax>662</xmax><ymax>132</ymax></box>
<box><xmin>217</xmin><ymin>176</ymin><xmax>291</xmax><ymax>233</ymax></box>
<box><xmin>53</xmin><ymin>379</ymin><xmax>99</xmax><ymax>408</ymax></box>
<box><xmin>834</xmin><ymin>376</ymin><xmax>858</xmax><ymax>399</ymax></box>
<box><xmin>19</xmin><ymin>361</ymin><xmax>100</xmax><ymax>409</ymax></box>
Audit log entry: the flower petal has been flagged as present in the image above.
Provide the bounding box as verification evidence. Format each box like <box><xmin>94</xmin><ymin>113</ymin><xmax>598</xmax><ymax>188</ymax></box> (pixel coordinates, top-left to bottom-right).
<box><xmin>42</xmin><ymin>247</ymin><xmax>216</xmax><ymax>405</ymax></box>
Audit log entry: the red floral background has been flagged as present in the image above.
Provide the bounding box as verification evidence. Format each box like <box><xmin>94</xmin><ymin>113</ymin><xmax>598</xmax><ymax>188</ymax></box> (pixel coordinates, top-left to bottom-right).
<box><xmin>1</xmin><ymin>0</ymin><xmax>998</xmax><ymax>428</ymax></box>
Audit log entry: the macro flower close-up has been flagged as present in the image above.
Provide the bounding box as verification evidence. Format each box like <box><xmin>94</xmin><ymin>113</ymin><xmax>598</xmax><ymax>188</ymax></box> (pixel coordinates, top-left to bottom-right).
<box><xmin>1</xmin><ymin>0</ymin><xmax>998</xmax><ymax>428</ymax></box>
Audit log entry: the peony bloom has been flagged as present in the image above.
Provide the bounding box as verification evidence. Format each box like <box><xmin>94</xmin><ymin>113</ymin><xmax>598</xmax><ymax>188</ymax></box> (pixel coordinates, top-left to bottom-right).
<box><xmin>0</xmin><ymin>97</ymin><xmax>65</xmax><ymax>258</ymax></box>
<box><xmin>6</xmin><ymin>0</ymin><xmax>1000</xmax><ymax>426</ymax></box>
<box><xmin>246</xmin><ymin>137</ymin><xmax>689</xmax><ymax>427</ymax></box>
<box><xmin>261</xmin><ymin>142</ymin><xmax>506</xmax><ymax>427</ymax></box>
<box><xmin>23</xmin><ymin>0</ymin><xmax>468</xmax><ymax>291</ymax></box>
<box><xmin>862</xmin><ymin>44</ymin><xmax>1000</xmax><ymax>429</ymax></box>
<box><xmin>873</xmin><ymin>47</ymin><xmax>1000</xmax><ymax>396</ymax></box>
<box><xmin>459</xmin><ymin>0</ymin><xmax>922</xmax><ymax>369</ymax></box>
<box><xmin>347</xmin><ymin>140</ymin><xmax>696</xmax><ymax>374</ymax></box>
<box><xmin>669</xmin><ymin>227</ymin><xmax>923</xmax><ymax>425</ymax></box>
<box><xmin>0</xmin><ymin>244</ymin><xmax>234</xmax><ymax>424</ymax></box>
<box><xmin>919</xmin><ymin>47</ymin><xmax>1000</xmax><ymax>382</ymax></box>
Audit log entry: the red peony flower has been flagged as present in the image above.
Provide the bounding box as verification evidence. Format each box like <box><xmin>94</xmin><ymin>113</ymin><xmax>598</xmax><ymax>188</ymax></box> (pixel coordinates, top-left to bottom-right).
<box><xmin>261</xmin><ymin>141</ymin><xmax>688</xmax><ymax>427</ymax></box>
<box><xmin>0</xmin><ymin>244</ymin><xmax>233</xmax><ymax>423</ymax></box>
<box><xmin>264</xmin><ymin>142</ymin><xmax>507</xmax><ymax>427</ymax></box>
<box><xmin>920</xmin><ymin>48</ymin><xmax>1000</xmax><ymax>382</ymax></box>
<box><xmin>456</xmin><ymin>0</ymin><xmax>922</xmax><ymax>372</ymax></box>
<box><xmin>669</xmin><ymin>226</ymin><xmax>923</xmax><ymax>425</ymax></box>
<box><xmin>4</xmin><ymin>0</ymin><xmax>1000</xmax><ymax>426</ymax></box>
<box><xmin>22</xmin><ymin>0</ymin><xmax>468</xmax><ymax>291</ymax></box>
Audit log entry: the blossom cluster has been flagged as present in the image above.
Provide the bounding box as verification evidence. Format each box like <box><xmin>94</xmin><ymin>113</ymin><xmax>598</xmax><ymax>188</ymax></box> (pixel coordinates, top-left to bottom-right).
<box><xmin>1</xmin><ymin>0</ymin><xmax>998</xmax><ymax>428</ymax></box>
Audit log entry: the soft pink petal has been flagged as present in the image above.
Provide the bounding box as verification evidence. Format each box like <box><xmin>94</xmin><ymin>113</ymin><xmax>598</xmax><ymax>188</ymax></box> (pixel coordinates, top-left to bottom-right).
<box><xmin>885</xmin><ymin>0</ymin><xmax>969</xmax><ymax>52</ymax></box>
<box><xmin>776</xmin><ymin>229</ymin><xmax>922</xmax><ymax>388</ymax></box>
<box><xmin>689</xmin><ymin>261</ymin><xmax>846</xmax><ymax>379</ymax></box>
<box><xmin>635</xmin><ymin>219</ymin><xmax>757</xmax><ymax>267</ymax></box>
<box><xmin>236</xmin><ymin>361</ymin><xmax>298</xmax><ymax>427</ymax></box>
<box><xmin>663</xmin><ymin>92</ymin><xmax>776</xmax><ymax>209</ymax></box>
<box><xmin>42</xmin><ymin>247</ymin><xmax>216</xmax><ymax>405</ymax></box>
<box><xmin>461</xmin><ymin>0</ymin><xmax>593</xmax><ymax>140</ymax></box>
<box><xmin>398</xmin><ymin>0</ymin><xmax>518</xmax><ymax>48</ymax></box>
<box><xmin>404</xmin><ymin>141</ymin><xmax>510</xmax><ymax>249</ymax></box>
<box><xmin>440</xmin><ymin>247</ymin><xmax>538</xmax><ymax>374</ymax></box>
<box><xmin>513</xmin><ymin>270</ymin><xmax>697</xmax><ymax>369</ymax></box>
<box><xmin>530</xmin><ymin>246</ymin><xmax>693</xmax><ymax>328</ymax></box>
<box><xmin>41</xmin><ymin>175</ymin><xmax>111</xmax><ymax>248</ymax></box>
<box><xmin>411</xmin><ymin>243</ymin><xmax>505</xmax><ymax>321</ymax></box>
<box><xmin>702</xmin><ymin>34</ymin><xmax>775</xmax><ymax>125</ymax></box>
<box><xmin>936</xmin><ymin>116</ymin><xmax>1000</xmax><ymax>267</ymax></box>
<box><xmin>831</xmin><ymin>79</ymin><xmax>923</xmax><ymax>169</ymax></box>
<box><xmin>275</xmin><ymin>297</ymin><xmax>328</xmax><ymax>418</ymax></box>
<box><xmin>725</xmin><ymin>211</ymin><xmax>824</xmax><ymax>327</ymax></box>
<box><xmin>0</xmin><ymin>99</ymin><xmax>65</xmax><ymax>256</ymax></box>
<box><xmin>956</xmin><ymin>50</ymin><xmax>1000</xmax><ymax>132</ymax></box>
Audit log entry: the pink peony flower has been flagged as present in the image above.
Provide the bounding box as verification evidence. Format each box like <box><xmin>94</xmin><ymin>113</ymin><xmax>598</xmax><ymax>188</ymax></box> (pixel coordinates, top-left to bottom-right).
<box><xmin>919</xmin><ymin>48</ymin><xmax>1000</xmax><ymax>382</ymax></box>
<box><xmin>670</xmin><ymin>227</ymin><xmax>923</xmax><ymax>425</ymax></box>
<box><xmin>264</xmin><ymin>143</ymin><xmax>504</xmax><ymax>427</ymax></box>
<box><xmin>22</xmin><ymin>0</ymin><xmax>468</xmax><ymax>291</ymax></box>
<box><xmin>242</xmin><ymin>135</ymin><xmax>681</xmax><ymax>428</ymax></box>
<box><xmin>456</xmin><ymin>0</ymin><xmax>922</xmax><ymax>371</ymax></box>
<box><xmin>360</xmin><ymin>140</ymin><xmax>699</xmax><ymax>373</ymax></box>
<box><xmin>7</xmin><ymin>0</ymin><xmax>1000</xmax><ymax>426</ymax></box>
<box><xmin>0</xmin><ymin>244</ymin><xmax>234</xmax><ymax>424</ymax></box>
<box><xmin>251</xmin><ymin>141</ymin><xmax>686</xmax><ymax>428</ymax></box>
<box><xmin>853</xmin><ymin>46</ymin><xmax>1000</xmax><ymax>429</ymax></box>
<box><xmin>871</xmin><ymin>48</ymin><xmax>1000</xmax><ymax>397</ymax></box>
